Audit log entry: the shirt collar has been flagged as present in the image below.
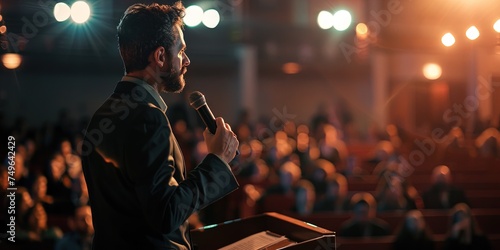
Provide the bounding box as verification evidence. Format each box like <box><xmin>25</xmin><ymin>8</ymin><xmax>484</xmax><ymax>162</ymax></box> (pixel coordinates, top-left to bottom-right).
<box><xmin>121</xmin><ymin>75</ymin><xmax>168</xmax><ymax>113</ymax></box>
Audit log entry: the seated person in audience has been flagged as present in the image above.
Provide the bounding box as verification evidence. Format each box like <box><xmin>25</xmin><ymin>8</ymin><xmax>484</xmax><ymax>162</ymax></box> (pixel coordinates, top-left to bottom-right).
<box><xmin>293</xmin><ymin>179</ymin><xmax>316</xmax><ymax>215</ymax></box>
<box><xmin>31</xmin><ymin>175</ymin><xmax>54</xmax><ymax>209</ymax></box>
<box><xmin>55</xmin><ymin>205</ymin><xmax>94</xmax><ymax>250</ymax></box>
<box><xmin>314</xmin><ymin>173</ymin><xmax>348</xmax><ymax>212</ymax></box>
<box><xmin>339</xmin><ymin>192</ymin><xmax>390</xmax><ymax>237</ymax></box>
<box><xmin>475</xmin><ymin>127</ymin><xmax>499</xmax><ymax>158</ymax></box>
<box><xmin>17</xmin><ymin>202</ymin><xmax>63</xmax><ymax>243</ymax></box>
<box><xmin>307</xmin><ymin>159</ymin><xmax>336</xmax><ymax>198</ymax></box>
<box><xmin>393</xmin><ymin>210</ymin><xmax>435</xmax><ymax>250</ymax></box>
<box><xmin>376</xmin><ymin>169</ymin><xmax>418</xmax><ymax>211</ymax></box>
<box><xmin>443</xmin><ymin>203</ymin><xmax>491</xmax><ymax>250</ymax></box>
<box><xmin>264</xmin><ymin>161</ymin><xmax>301</xmax><ymax>196</ymax></box>
<box><xmin>256</xmin><ymin>161</ymin><xmax>301</xmax><ymax>212</ymax></box>
<box><xmin>422</xmin><ymin>165</ymin><xmax>468</xmax><ymax>209</ymax></box>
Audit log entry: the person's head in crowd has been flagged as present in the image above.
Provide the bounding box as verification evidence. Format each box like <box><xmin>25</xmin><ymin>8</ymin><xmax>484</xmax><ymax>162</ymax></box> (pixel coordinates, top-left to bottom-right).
<box><xmin>13</xmin><ymin>150</ymin><xmax>25</xmax><ymax>181</ymax></box>
<box><xmin>393</xmin><ymin>210</ymin><xmax>435</xmax><ymax>250</ymax></box>
<box><xmin>71</xmin><ymin>205</ymin><xmax>94</xmax><ymax>237</ymax></box>
<box><xmin>0</xmin><ymin>167</ymin><xmax>8</xmax><ymax>190</ymax></box>
<box><xmin>475</xmin><ymin>127</ymin><xmax>499</xmax><ymax>157</ymax></box>
<box><xmin>294</xmin><ymin>179</ymin><xmax>315</xmax><ymax>215</ymax></box>
<box><xmin>445</xmin><ymin>127</ymin><xmax>465</xmax><ymax>148</ymax></box>
<box><xmin>432</xmin><ymin>165</ymin><xmax>452</xmax><ymax>188</ymax></box>
<box><xmin>60</xmin><ymin>139</ymin><xmax>73</xmax><ymax>156</ymax></box>
<box><xmin>449</xmin><ymin>203</ymin><xmax>480</xmax><ymax>238</ymax></box>
<box><xmin>32</xmin><ymin>174</ymin><xmax>51</xmax><ymax>203</ymax></box>
<box><xmin>326</xmin><ymin>173</ymin><xmax>348</xmax><ymax>200</ymax></box>
<box><xmin>275</xmin><ymin>131</ymin><xmax>294</xmax><ymax>160</ymax></box>
<box><xmin>25</xmin><ymin>139</ymin><xmax>37</xmax><ymax>161</ymax></box>
<box><xmin>49</xmin><ymin>153</ymin><xmax>66</xmax><ymax>181</ymax></box>
<box><xmin>374</xmin><ymin>140</ymin><xmax>395</xmax><ymax>162</ymax></box>
<box><xmin>296</xmin><ymin>125</ymin><xmax>310</xmax><ymax>153</ymax></box>
<box><xmin>24</xmin><ymin>202</ymin><xmax>48</xmax><ymax>233</ymax></box>
<box><xmin>279</xmin><ymin>161</ymin><xmax>301</xmax><ymax>191</ymax></box>
<box><xmin>350</xmin><ymin>192</ymin><xmax>377</xmax><ymax>223</ymax></box>
<box><xmin>16</xmin><ymin>187</ymin><xmax>34</xmax><ymax>226</ymax></box>
<box><xmin>284</xmin><ymin>121</ymin><xmax>297</xmax><ymax>139</ymax></box>
<box><xmin>404</xmin><ymin>210</ymin><xmax>427</xmax><ymax>237</ymax></box>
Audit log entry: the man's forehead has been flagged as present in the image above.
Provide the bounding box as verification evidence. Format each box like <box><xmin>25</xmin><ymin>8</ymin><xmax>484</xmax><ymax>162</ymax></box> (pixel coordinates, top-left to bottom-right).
<box><xmin>173</xmin><ymin>25</ymin><xmax>186</xmax><ymax>48</ymax></box>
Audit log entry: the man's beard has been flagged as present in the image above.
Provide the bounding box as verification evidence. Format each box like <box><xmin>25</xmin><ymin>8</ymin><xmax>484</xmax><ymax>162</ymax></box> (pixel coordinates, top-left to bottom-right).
<box><xmin>161</xmin><ymin>65</ymin><xmax>186</xmax><ymax>93</ymax></box>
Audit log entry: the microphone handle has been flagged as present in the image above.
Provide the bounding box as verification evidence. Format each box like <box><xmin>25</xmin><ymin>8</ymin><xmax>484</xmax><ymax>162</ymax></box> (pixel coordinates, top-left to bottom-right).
<box><xmin>198</xmin><ymin>104</ymin><xmax>217</xmax><ymax>134</ymax></box>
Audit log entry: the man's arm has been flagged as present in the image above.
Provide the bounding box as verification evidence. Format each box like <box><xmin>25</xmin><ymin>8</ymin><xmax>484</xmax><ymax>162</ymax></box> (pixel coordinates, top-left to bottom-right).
<box><xmin>124</xmin><ymin>106</ymin><xmax>238</xmax><ymax>234</ymax></box>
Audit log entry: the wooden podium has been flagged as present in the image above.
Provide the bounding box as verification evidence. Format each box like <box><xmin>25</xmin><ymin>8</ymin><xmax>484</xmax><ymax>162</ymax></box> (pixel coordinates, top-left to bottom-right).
<box><xmin>190</xmin><ymin>212</ymin><xmax>336</xmax><ymax>249</ymax></box>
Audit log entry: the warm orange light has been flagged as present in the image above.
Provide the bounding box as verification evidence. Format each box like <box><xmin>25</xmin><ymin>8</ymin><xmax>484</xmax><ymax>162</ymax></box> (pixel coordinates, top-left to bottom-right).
<box><xmin>282</xmin><ymin>62</ymin><xmax>301</xmax><ymax>74</ymax></box>
<box><xmin>356</xmin><ymin>23</ymin><xmax>368</xmax><ymax>39</ymax></box>
<box><xmin>423</xmin><ymin>63</ymin><xmax>442</xmax><ymax>80</ymax></box>
<box><xmin>0</xmin><ymin>15</ymin><xmax>3</xmax><ymax>22</ymax></box>
<box><xmin>0</xmin><ymin>25</ymin><xmax>6</xmax><ymax>34</ymax></box>
<box><xmin>466</xmin><ymin>26</ymin><xmax>480</xmax><ymax>40</ymax></box>
<box><xmin>2</xmin><ymin>53</ymin><xmax>22</xmax><ymax>69</ymax></box>
<box><xmin>494</xmin><ymin>19</ymin><xmax>500</xmax><ymax>33</ymax></box>
<box><xmin>441</xmin><ymin>33</ymin><xmax>455</xmax><ymax>47</ymax></box>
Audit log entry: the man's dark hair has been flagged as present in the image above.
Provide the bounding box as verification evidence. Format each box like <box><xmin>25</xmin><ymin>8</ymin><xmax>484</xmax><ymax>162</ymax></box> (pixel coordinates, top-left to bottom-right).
<box><xmin>117</xmin><ymin>2</ymin><xmax>185</xmax><ymax>73</ymax></box>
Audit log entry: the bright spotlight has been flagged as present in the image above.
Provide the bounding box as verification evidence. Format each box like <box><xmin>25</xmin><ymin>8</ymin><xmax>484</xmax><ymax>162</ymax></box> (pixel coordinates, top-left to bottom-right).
<box><xmin>466</xmin><ymin>26</ymin><xmax>479</xmax><ymax>40</ymax></box>
<box><xmin>356</xmin><ymin>23</ymin><xmax>368</xmax><ymax>35</ymax></box>
<box><xmin>202</xmin><ymin>9</ymin><xmax>220</xmax><ymax>29</ymax></box>
<box><xmin>332</xmin><ymin>10</ymin><xmax>351</xmax><ymax>31</ymax></box>
<box><xmin>494</xmin><ymin>19</ymin><xmax>500</xmax><ymax>33</ymax></box>
<box><xmin>317</xmin><ymin>11</ymin><xmax>333</xmax><ymax>30</ymax></box>
<box><xmin>423</xmin><ymin>63</ymin><xmax>442</xmax><ymax>80</ymax></box>
<box><xmin>54</xmin><ymin>2</ymin><xmax>71</xmax><ymax>22</ymax></box>
<box><xmin>2</xmin><ymin>53</ymin><xmax>22</xmax><ymax>70</ymax></box>
<box><xmin>184</xmin><ymin>5</ymin><xmax>204</xmax><ymax>27</ymax></box>
<box><xmin>71</xmin><ymin>1</ymin><xmax>91</xmax><ymax>24</ymax></box>
<box><xmin>441</xmin><ymin>33</ymin><xmax>455</xmax><ymax>47</ymax></box>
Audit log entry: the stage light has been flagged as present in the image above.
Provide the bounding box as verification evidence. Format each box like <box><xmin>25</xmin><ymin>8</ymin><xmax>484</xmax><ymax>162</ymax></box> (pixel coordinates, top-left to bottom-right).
<box><xmin>184</xmin><ymin>5</ymin><xmax>203</xmax><ymax>27</ymax></box>
<box><xmin>423</xmin><ymin>63</ymin><xmax>442</xmax><ymax>80</ymax></box>
<box><xmin>70</xmin><ymin>1</ymin><xmax>91</xmax><ymax>24</ymax></box>
<box><xmin>317</xmin><ymin>11</ymin><xmax>333</xmax><ymax>30</ymax></box>
<box><xmin>332</xmin><ymin>10</ymin><xmax>351</xmax><ymax>31</ymax></box>
<box><xmin>494</xmin><ymin>19</ymin><xmax>500</xmax><ymax>33</ymax></box>
<box><xmin>202</xmin><ymin>9</ymin><xmax>220</xmax><ymax>29</ymax></box>
<box><xmin>54</xmin><ymin>2</ymin><xmax>71</xmax><ymax>22</ymax></box>
<box><xmin>466</xmin><ymin>26</ymin><xmax>479</xmax><ymax>40</ymax></box>
<box><xmin>441</xmin><ymin>33</ymin><xmax>455</xmax><ymax>47</ymax></box>
<box><xmin>2</xmin><ymin>53</ymin><xmax>22</xmax><ymax>70</ymax></box>
<box><xmin>0</xmin><ymin>25</ymin><xmax>6</xmax><ymax>34</ymax></box>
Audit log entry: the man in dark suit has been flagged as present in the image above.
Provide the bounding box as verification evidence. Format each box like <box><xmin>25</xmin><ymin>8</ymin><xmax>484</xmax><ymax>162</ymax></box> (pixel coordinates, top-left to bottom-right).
<box><xmin>81</xmin><ymin>2</ymin><xmax>239</xmax><ymax>249</ymax></box>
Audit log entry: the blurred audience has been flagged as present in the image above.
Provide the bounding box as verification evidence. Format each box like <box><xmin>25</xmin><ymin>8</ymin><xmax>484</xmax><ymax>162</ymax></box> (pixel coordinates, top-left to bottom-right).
<box><xmin>314</xmin><ymin>173</ymin><xmax>348</xmax><ymax>212</ymax></box>
<box><xmin>18</xmin><ymin>202</ymin><xmax>63</xmax><ymax>243</ymax></box>
<box><xmin>422</xmin><ymin>165</ymin><xmax>468</xmax><ymax>209</ymax></box>
<box><xmin>339</xmin><ymin>192</ymin><xmax>390</xmax><ymax>237</ymax></box>
<box><xmin>443</xmin><ymin>203</ymin><xmax>491</xmax><ymax>250</ymax></box>
<box><xmin>55</xmin><ymin>205</ymin><xmax>94</xmax><ymax>250</ymax></box>
<box><xmin>393</xmin><ymin>210</ymin><xmax>435</xmax><ymax>250</ymax></box>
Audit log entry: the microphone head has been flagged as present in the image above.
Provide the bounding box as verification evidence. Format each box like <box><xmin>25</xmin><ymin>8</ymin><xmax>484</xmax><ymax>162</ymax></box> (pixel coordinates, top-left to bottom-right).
<box><xmin>189</xmin><ymin>91</ymin><xmax>207</xmax><ymax>109</ymax></box>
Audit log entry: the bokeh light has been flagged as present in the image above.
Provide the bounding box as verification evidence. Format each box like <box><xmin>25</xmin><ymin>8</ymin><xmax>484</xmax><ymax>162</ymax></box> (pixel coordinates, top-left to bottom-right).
<box><xmin>202</xmin><ymin>9</ymin><xmax>220</xmax><ymax>29</ymax></box>
<box><xmin>70</xmin><ymin>1</ymin><xmax>91</xmax><ymax>24</ymax></box>
<box><xmin>0</xmin><ymin>15</ymin><xmax>3</xmax><ymax>22</ymax></box>
<box><xmin>494</xmin><ymin>19</ymin><xmax>500</xmax><ymax>33</ymax></box>
<box><xmin>441</xmin><ymin>33</ymin><xmax>455</xmax><ymax>47</ymax></box>
<box><xmin>0</xmin><ymin>25</ymin><xmax>6</xmax><ymax>34</ymax></box>
<box><xmin>317</xmin><ymin>11</ymin><xmax>333</xmax><ymax>30</ymax></box>
<box><xmin>356</xmin><ymin>23</ymin><xmax>368</xmax><ymax>36</ymax></box>
<box><xmin>466</xmin><ymin>26</ymin><xmax>480</xmax><ymax>40</ymax></box>
<box><xmin>2</xmin><ymin>53</ymin><xmax>22</xmax><ymax>70</ymax></box>
<box><xmin>423</xmin><ymin>63</ymin><xmax>442</xmax><ymax>80</ymax></box>
<box><xmin>282</xmin><ymin>62</ymin><xmax>301</xmax><ymax>74</ymax></box>
<box><xmin>54</xmin><ymin>2</ymin><xmax>71</xmax><ymax>22</ymax></box>
<box><xmin>184</xmin><ymin>5</ymin><xmax>204</xmax><ymax>27</ymax></box>
<box><xmin>332</xmin><ymin>10</ymin><xmax>351</xmax><ymax>31</ymax></box>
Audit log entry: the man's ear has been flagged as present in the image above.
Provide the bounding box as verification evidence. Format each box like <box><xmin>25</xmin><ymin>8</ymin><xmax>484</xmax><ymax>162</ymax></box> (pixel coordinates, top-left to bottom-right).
<box><xmin>150</xmin><ymin>46</ymin><xmax>167</xmax><ymax>68</ymax></box>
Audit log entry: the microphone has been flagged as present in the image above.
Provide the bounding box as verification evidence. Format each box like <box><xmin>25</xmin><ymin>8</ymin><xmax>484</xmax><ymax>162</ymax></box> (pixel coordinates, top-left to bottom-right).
<box><xmin>189</xmin><ymin>91</ymin><xmax>239</xmax><ymax>156</ymax></box>
<box><xmin>189</xmin><ymin>91</ymin><xmax>217</xmax><ymax>134</ymax></box>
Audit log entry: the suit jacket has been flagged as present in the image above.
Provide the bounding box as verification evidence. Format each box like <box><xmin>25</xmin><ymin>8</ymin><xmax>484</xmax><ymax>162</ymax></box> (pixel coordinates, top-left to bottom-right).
<box><xmin>82</xmin><ymin>81</ymin><xmax>239</xmax><ymax>249</ymax></box>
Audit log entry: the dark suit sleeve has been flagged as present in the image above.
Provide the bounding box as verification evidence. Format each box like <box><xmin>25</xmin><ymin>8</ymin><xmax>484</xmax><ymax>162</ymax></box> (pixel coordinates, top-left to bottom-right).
<box><xmin>124</xmin><ymin>106</ymin><xmax>238</xmax><ymax>234</ymax></box>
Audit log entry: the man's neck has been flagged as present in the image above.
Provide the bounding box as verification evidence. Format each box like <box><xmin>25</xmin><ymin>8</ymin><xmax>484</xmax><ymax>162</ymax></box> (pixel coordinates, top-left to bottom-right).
<box><xmin>126</xmin><ymin>71</ymin><xmax>161</xmax><ymax>93</ymax></box>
